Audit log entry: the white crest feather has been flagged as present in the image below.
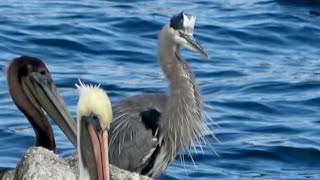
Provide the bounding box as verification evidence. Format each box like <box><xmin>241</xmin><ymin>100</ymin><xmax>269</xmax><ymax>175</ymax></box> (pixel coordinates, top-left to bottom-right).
<box><xmin>75</xmin><ymin>79</ymin><xmax>101</xmax><ymax>95</ymax></box>
<box><xmin>182</xmin><ymin>14</ymin><xmax>196</xmax><ymax>31</ymax></box>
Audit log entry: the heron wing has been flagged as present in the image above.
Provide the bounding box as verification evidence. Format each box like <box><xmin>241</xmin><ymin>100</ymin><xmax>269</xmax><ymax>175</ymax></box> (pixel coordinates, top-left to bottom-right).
<box><xmin>108</xmin><ymin>93</ymin><xmax>167</xmax><ymax>172</ymax></box>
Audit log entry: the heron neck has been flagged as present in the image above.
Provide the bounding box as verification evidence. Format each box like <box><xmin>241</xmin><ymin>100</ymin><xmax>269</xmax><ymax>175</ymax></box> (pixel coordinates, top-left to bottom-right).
<box><xmin>7</xmin><ymin>60</ymin><xmax>56</xmax><ymax>151</ymax></box>
<box><xmin>158</xmin><ymin>24</ymin><xmax>195</xmax><ymax>83</ymax></box>
<box><xmin>158</xmin><ymin>24</ymin><xmax>202</xmax><ymax>150</ymax></box>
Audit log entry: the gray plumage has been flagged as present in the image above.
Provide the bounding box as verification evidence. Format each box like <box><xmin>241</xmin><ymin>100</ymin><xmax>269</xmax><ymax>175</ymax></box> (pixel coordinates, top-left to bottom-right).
<box><xmin>109</xmin><ymin>12</ymin><xmax>212</xmax><ymax>178</ymax></box>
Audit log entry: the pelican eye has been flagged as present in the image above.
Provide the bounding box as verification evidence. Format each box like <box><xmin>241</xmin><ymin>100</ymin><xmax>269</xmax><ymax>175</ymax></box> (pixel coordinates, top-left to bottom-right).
<box><xmin>92</xmin><ymin>114</ymin><xmax>99</xmax><ymax>121</ymax></box>
<box><xmin>85</xmin><ymin>113</ymin><xmax>102</xmax><ymax>132</ymax></box>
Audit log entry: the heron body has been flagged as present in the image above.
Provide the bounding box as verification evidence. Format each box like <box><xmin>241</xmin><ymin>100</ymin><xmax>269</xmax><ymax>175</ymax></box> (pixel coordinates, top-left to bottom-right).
<box><xmin>109</xmin><ymin>12</ymin><xmax>211</xmax><ymax>178</ymax></box>
<box><xmin>76</xmin><ymin>81</ymin><xmax>112</xmax><ymax>180</ymax></box>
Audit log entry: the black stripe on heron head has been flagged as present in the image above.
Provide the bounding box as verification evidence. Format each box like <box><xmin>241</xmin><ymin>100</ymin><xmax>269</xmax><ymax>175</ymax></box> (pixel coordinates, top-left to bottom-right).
<box><xmin>170</xmin><ymin>11</ymin><xmax>193</xmax><ymax>30</ymax></box>
<box><xmin>170</xmin><ymin>12</ymin><xmax>184</xmax><ymax>30</ymax></box>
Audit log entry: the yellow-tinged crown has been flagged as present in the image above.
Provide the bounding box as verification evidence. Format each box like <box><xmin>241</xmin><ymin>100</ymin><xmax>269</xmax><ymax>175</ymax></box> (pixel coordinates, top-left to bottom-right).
<box><xmin>76</xmin><ymin>80</ymin><xmax>112</xmax><ymax>130</ymax></box>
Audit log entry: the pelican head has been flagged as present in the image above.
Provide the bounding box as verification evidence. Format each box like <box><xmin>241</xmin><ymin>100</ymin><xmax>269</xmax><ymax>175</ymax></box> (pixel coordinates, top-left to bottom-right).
<box><xmin>76</xmin><ymin>81</ymin><xmax>112</xmax><ymax>180</ymax></box>
<box><xmin>167</xmin><ymin>12</ymin><xmax>209</xmax><ymax>59</ymax></box>
<box><xmin>6</xmin><ymin>56</ymin><xmax>77</xmax><ymax>150</ymax></box>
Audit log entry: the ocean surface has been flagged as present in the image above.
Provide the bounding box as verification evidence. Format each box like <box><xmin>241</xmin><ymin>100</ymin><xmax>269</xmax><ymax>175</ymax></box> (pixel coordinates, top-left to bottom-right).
<box><xmin>0</xmin><ymin>0</ymin><xmax>320</xmax><ymax>179</ymax></box>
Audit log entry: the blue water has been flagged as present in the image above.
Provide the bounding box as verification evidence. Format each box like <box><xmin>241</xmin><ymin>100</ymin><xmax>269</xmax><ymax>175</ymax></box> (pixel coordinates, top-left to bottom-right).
<box><xmin>0</xmin><ymin>0</ymin><xmax>320</xmax><ymax>179</ymax></box>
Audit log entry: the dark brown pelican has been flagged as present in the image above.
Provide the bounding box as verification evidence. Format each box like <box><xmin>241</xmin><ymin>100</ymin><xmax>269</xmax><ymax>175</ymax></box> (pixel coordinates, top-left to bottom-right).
<box><xmin>0</xmin><ymin>56</ymin><xmax>78</xmax><ymax>178</ymax></box>
<box><xmin>76</xmin><ymin>81</ymin><xmax>112</xmax><ymax>180</ymax></box>
<box><xmin>6</xmin><ymin>56</ymin><xmax>77</xmax><ymax>150</ymax></box>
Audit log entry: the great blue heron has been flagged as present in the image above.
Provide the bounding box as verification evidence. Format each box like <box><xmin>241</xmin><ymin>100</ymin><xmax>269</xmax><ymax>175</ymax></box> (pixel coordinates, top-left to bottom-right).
<box><xmin>76</xmin><ymin>81</ymin><xmax>112</xmax><ymax>180</ymax></box>
<box><xmin>108</xmin><ymin>12</ymin><xmax>211</xmax><ymax>178</ymax></box>
<box><xmin>6</xmin><ymin>56</ymin><xmax>77</xmax><ymax>151</ymax></box>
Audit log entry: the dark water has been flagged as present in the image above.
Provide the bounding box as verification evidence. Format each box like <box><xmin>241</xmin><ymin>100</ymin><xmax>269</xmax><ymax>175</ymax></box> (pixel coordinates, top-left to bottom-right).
<box><xmin>0</xmin><ymin>0</ymin><xmax>320</xmax><ymax>179</ymax></box>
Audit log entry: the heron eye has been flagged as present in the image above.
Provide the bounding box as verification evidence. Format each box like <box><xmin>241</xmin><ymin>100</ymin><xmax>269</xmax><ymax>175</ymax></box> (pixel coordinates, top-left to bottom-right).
<box><xmin>179</xmin><ymin>31</ymin><xmax>187</xmax><ymax>37</ymax></box>
<box><xmin>40</xmin><ymin>70</ymin><xmax>46</xmax><ymax>75</ymax></box>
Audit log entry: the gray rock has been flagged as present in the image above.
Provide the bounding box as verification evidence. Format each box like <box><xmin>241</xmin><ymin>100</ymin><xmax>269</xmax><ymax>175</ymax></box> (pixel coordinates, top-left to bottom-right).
<box><xmin>2</xmin><ymin>147</ymin><xmax>152</xmax><ymax>180</ymax></box>
<box><xmin>64</xmin><ymin>152</ymin><xmax>152</xmax><ymax>180</ymax></box>
<box><xmin>14</xmin><ymin>147</ymin><xmax>76</xmax><ymax>180</ymax></box>
<box><xmin>1</xmin><ymin>170</ymin><xmax>14</xmax><ymax>180</ymax></box>
<box><xmin>64</xmin><ymin>152</ymin><xmax>79</xmax><ymax>176</ymax></box>
<box><xmin>109</xmin><ymin>164</ymin><xmax>152</xmax><ymax>180</ymax></box>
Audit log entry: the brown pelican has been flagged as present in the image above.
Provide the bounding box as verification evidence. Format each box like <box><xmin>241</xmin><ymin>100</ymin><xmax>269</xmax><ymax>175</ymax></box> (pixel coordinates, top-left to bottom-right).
<box><xmin>76</xmin><ymin>81</ymin><xmax>112</xmax><ymax>180</ymax></box>
<box><xmin>6</xmin><ymin>56</ymin><xmax>77</xmax><ymax>150</ymax></box>
<box><xmin>108</xmin><ymin>12</ymin><xmax>212</xmax><ymax>178</ymax></box>
<box><xmin>0</xmin><ymin>56</ymin><xmax>77</xmax><ymax>179</ymax></box>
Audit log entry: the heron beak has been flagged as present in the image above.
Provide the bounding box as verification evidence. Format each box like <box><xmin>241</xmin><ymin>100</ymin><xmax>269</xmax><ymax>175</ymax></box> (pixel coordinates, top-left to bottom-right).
<box><xmin>80</xmin><ymin>114</ymin><xmax>110</xmax><ymax>180</ymax></box>
<box><xmin>21</xmin><ymin>73</ymin><xmax>77</xmax><ymax>147</ymax></box>
<box><xmin>181</xmin><ymin>33</ymin><xmax>210</xmax><ymax>59</ymax></box>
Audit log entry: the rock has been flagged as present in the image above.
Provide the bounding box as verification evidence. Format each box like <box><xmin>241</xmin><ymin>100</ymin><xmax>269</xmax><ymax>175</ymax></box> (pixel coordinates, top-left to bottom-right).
<box><xmin>1</xmin><ymin>170</ymin><xmax>14</xmax><ymax>180</ymax></box>
<box><xmin>2</xmin><ymin>147</ymin><xmax>152</xmax><ymax>180</ymax></box>
<box><xmin>109</xmin><ymin>165</ymin><xmax>152</xmax><ymax>180</ymax></box>
<box><xmin>14</xmin><ymin>147</ymin><xmax>76</xmax><ymax>180</ymax></box>
<box><xmin>64</xmin><ymin>152</ymin><xmax>152</xmax><ymax>180</ymax></box>
<box><xmin>64</xmin><ymin>152</ymin><xmax>79</xmax><ymax>176</ymax></box>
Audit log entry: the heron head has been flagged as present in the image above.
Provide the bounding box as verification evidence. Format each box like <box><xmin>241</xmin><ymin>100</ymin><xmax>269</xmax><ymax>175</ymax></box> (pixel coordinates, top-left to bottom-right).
<box><xmin>76</xmin><ymin>80</ymin><xmax>112</xmax><ymax>180</ymax></box>
<box><xmin>168</xmin><ymin>12</ymin><xmax>209</xmax><ymax>59</ymax></box>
